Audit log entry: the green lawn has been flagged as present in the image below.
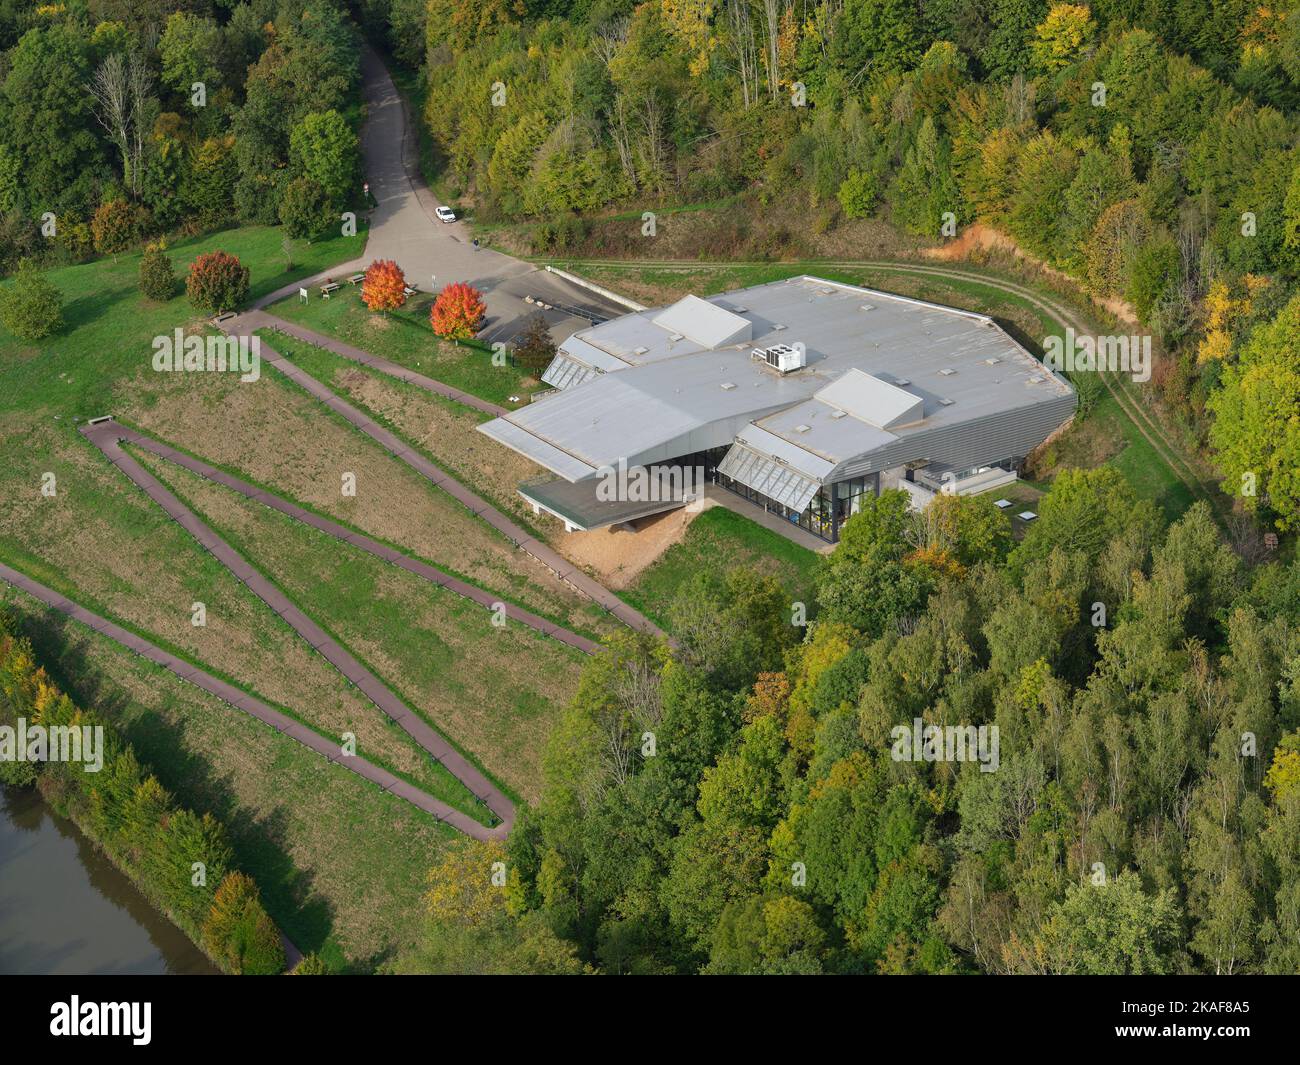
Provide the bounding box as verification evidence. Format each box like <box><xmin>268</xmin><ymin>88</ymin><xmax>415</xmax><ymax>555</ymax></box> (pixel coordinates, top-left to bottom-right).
<box><xmin>623</xmin><ymin>506</ymin><xmax>821</xmax><ymax>630</ymax></box>
<box><xmin>266</xmin><ymin>284</ymin><xmax>540</xmax><ymax>405</ymax></box>
<box><xmin>0</xmin><ymin>225</ymin><xmax>366</xmax><ymax>419</ymax></box>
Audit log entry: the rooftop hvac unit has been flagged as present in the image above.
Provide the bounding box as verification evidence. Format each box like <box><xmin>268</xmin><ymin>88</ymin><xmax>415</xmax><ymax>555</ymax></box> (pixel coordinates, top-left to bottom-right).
<box><xmin>752</xmin><ymin>343</ymin><xmax>806</xmax><ymax>374</ymax></box>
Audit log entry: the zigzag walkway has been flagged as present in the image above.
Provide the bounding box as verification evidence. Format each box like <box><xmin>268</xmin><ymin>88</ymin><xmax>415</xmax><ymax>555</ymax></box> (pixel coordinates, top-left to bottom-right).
<box><xmin>102</xmin><ymin>422</ymin><xmax>598</xmax><ymax>656</ymax></box>
<box><xmin>75</xmin><ymin>418</ymin><xmax>515</xmax><ymax>839</ymax></box>
<box><xmin>232</xmin><ymin>315</ymin><xmax>666</xmax><ymax>639</ymax></box>
<box><xmin>245</xmin><ymin>310</ymin><xmax>505</xmax><ymax>416</ymax></box>
<box><xmin>0</xmin><ymin>560</ymin><xmax>502</xmax><ymax>842</ymax></box>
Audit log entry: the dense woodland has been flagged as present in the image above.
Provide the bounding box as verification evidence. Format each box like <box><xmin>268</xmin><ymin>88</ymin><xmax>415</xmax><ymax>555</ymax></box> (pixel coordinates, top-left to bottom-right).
<box><xmin>402</xmin><ymin>476</ymin><xmax>1300</xmax><ymax>974</ymax></box>
<box><xmin>0</xmin><ymin>0</ymin><xmax>364</xmax><ymax>270</ymax></box>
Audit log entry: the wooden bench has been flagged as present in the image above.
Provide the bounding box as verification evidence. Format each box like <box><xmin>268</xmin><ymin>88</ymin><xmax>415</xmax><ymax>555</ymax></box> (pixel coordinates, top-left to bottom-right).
<box><xmin>320</xmin><ymin>282</ymin><xmax>340</xmax><ymax>298</ymax></box>
<box><xmin>347</xmin><ymin>273</ymin><xmax>365</xmax><ymax>285</ymax></box>
<box><xmin>402</xmin><ymin>284</ymin><xmax>419</xmax><ymax>297</ymax></box>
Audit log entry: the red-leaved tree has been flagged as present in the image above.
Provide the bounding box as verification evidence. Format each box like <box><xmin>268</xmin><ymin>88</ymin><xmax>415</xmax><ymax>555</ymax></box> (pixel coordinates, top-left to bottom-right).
<box><xmin>361</xmin><ymin>259</ymin><xmax>406</xmax><ymax>312</ymax></box>
<box><xmin>430</xmin><ymin>282</ymin><xmax>485</xmax><ymax>340</ymax></box>
<box><xmin>186</xmin><ymin>250</ymin><xmax>250</xmax><ymax>315</ymax></box>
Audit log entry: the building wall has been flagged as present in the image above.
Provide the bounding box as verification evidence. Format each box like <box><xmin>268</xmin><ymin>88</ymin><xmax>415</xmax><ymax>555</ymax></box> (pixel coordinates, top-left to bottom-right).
<box><xmin>828</xmin><ymin>393</ymin><xmax>1077</xmax><ymax>483</ymax></box>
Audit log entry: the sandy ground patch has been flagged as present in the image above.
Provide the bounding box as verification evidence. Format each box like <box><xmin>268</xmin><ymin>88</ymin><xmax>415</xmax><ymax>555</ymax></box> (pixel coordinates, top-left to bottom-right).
<box><xmin>926</xmin><ymin>223</ymin><xmax>1140</xmax><ymax>325</ymax></box>
<box><xmin>556</xmin><ymin>506</ymin><xmax>700</xmax><ymax>589</ymax></box>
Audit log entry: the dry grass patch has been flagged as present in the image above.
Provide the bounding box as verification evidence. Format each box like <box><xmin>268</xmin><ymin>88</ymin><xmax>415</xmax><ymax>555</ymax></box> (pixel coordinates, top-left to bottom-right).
<box><xmin>115</xmin><ymin>358</ymin><xmax>604</xmax><ymax>634</ymax></box>
<box><xmin>270</xmin><ymin>341</ymin><xmax>622</xmax><ymax>639</ymax></box>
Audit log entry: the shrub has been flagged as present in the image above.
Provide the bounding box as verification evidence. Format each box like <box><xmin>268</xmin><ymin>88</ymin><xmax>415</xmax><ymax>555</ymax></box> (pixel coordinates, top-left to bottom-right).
<box><xmin>291</xmin><ymin>952</ymin><xmax>330</xmax><ymax>974</ymax></box>
<box><xmin>138</xmin><ymin>243</ymin><xmax>177</xmax><ymax>301</ymax></box>
<box><xmin>279</xmin><ymin>176</ymin><xmax>333</xmax><ymax>241</ymax></box>
<box><xmin>430</xmin><ymin>281</ymin><xmax>485</xmax><ymax>340</ymax></box>
<box><xmin>838</xmin><ymin>168</ymin><xmax>880</xmax><ymax>219</ymax></box>
<box><xmin>202</xmin><ymin>872</ymin><xmax>286</xmax><ymax>975</ymax></box>
<box><xmin>361</xmin><ymin>258</ymin><xmax>406</xmax><ymax>312</ymax></box>
<box><xmin>0</xmin><ymin>258</ymin><xmax>63</xmax><ymax>340</ymax></box>
<box><xmin>91</xmin><ymin>198</ymin><xmax>138</xmax><ymax>259</ymax></box>
<box><xmin>186</xmin><ymin>249</ymin><xmax>250</xmax><ymax>315</ymax></box>
<box><xmin>512</xmin><ymin>312</ymin><xmax>555</xmax><ymax>373</ymax></box>
<box><xmin>55</xmin><ymin>217</ymin><xmax>94</xmax><ymax>263</ymax></box>
<box><xmin>531</xmin><ymin>216</ymin><xmax>589</xmax><ymax>255</ymax></box>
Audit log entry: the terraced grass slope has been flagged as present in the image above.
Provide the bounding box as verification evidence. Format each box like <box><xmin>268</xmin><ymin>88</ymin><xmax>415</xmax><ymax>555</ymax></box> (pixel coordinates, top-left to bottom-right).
<box><xmin>134</xmin><ymin>447</ymin><xmax>587</xmax><ymax>803</ymax></box>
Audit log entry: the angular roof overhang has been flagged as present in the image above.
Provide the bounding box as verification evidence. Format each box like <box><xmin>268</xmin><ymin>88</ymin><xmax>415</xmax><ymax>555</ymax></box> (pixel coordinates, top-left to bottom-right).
<box><xmin>541</xmin><ymin>351</ymin><xmax>602</xmax><ymax>390</ymax></box>
<box><xmin>476</xmin><ymin>417</ymin><xmax>598</xmax><ymax>482</ymax></box>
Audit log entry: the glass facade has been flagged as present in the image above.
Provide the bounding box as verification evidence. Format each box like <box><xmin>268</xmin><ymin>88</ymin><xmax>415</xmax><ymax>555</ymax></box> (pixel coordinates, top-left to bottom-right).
<box><xmin>715</xmin><ymin>470</ymin><xmax>877</xmax><ymax>543</ymax></box>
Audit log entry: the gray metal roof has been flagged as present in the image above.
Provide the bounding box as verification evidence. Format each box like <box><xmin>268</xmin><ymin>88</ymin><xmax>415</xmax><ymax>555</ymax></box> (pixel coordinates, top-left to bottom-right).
<box><xmin>814</xmin><ymin>368</ymin><xmax>923</xmax><ymax>428</ymax></box>
<box><xmin>479</xmin><ymin>276</ymin><xmax>1075</xmax><ymax>491</ymax></box>
<box><xmin>651</xmin><ymin>295</ymin><xmax>752</xmax><ymax>348</ymax></box>
<box><xmin>518</xmin><ymin>472</ymin><xmax>692</xmax><ymax>530</ymax></box>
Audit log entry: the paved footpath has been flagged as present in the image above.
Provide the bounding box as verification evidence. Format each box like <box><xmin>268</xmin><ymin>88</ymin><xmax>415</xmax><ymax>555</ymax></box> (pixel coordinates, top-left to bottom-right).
<box><xmin>244</xmin><ymin>310</ymin><xmax>506</xmax><ymax>417</ymax></box>
<box><xmin>76</xmin><ymin>418</ymin><xmax>515</xmax><ymax>839</ymax></box>
<box><xmin>0</xmin><ymin>560</ymin><xmax>505</xmax><ymax>842</ymax></box>
<box><xmin>105</xmin><ymin>419</ymin><xmax>599</xmax><ymax>656</ymax></box>
<box><xmin>231</xmin><ymin>320</ymin><xmax>667</xmax><ymax>639</ymax></box>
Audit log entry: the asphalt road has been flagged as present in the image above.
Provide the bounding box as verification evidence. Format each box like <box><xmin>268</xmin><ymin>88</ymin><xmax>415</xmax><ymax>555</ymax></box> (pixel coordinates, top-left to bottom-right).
<box><xmin>355</xmin><ymin>45</ymin><xmax>626</xmax><ymax>346</ymax></box>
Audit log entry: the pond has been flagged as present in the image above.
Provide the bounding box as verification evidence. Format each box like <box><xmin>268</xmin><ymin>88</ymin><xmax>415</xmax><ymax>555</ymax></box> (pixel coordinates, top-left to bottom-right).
<box><xmin>0</xmin><ymin>785</ymin><xmax>217</xmax><ymax>975</ymax></box>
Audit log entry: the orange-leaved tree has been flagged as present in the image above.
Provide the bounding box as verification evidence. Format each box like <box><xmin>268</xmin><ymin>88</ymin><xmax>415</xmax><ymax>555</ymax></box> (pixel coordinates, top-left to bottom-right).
<box><xmin>186</xmin><ymin>250</ymin><xmax>250</xmax><ymax>315</ymax></box>
<box><xmin>361</xmin><ymin>258</ymin><xmax>407</xmax><ymax>312</ymax></box>
<box><xmin>430</xmin><ymin>281</ymin><xmax>485</xmax><ymax>340</ymax></box>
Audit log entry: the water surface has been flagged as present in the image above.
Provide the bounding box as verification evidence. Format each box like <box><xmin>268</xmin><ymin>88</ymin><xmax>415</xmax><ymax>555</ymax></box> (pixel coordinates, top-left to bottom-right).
<box><xmin>0</xmin><ymin>785</ymin><xmax>217</xmax><ymax>974</ymax></box>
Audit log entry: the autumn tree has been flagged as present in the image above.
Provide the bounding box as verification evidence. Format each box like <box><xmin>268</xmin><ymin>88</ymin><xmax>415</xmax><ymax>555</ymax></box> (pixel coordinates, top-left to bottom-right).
<box><xmin>361</xmin><ymin>259</ymin><xmax>407</xmax><ymax>312</ymax></box>
<box><xmin>91</xmin><ymin>199</ymin><xmax>137</xmax><ymax>259</ymax></box>
<box><xmin>1030</xmin><ymin>3</ymin><xmax>1097</xmax><ymax>73</ymax></box>
<box><xmin>185</xmin><ymin>249</ymin><xmax>250</xmax><ymax>315</ymax></box>
<box><xmin>202</xmin><ymin>871</ymin><xmax>286</xmax><ymax>975</ymax></box>
<box><xmin>430</xmin><ymin>281</ymin><xmax>485</xmax><ymax>339</ymax></box>
<box><xmin>397</xmin><ymin>837</ymin><xmax>588</xmax><ymax>974</ymax></box>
